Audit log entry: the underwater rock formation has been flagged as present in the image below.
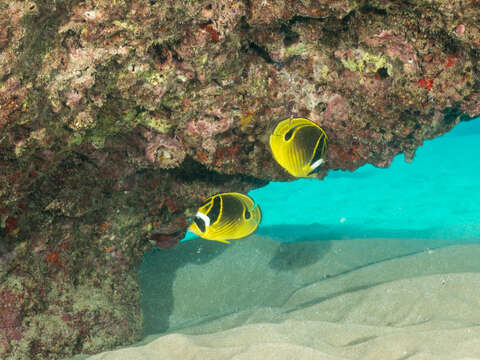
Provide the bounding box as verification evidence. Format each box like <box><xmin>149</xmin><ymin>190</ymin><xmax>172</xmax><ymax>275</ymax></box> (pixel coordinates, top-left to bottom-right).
<box><xmin>0</xmin><ymin>0</ymin><xmax>479</xmax><ymax>358</ymax></box>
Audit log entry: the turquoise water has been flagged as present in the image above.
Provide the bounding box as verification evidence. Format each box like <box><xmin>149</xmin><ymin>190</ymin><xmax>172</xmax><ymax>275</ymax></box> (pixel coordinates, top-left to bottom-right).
<box><xmin>136</xmin><ymin>118</ymin><xmax>480</xmax><ymax>344</ymax></box>
<box><xmin>184</xmin><ymin>117</ymin><xmax>480</xmax><ymax>242</ymax></box>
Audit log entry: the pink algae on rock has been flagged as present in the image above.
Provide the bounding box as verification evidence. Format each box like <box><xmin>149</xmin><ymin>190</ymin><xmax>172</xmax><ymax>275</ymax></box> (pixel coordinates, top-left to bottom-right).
<box><xmin>187</xmin><ymin>117</ymin><xmax>234</xmax><ymax>138</ymax></box>
<box><xmin>144</xmin><ymin>134</ymin><xmax>186</xmax><ymax>169</ymax></box>
<box><xmin>0</xmin><ymin>290</ymin><xmax>24</xmax><ymax>342</ymax></box>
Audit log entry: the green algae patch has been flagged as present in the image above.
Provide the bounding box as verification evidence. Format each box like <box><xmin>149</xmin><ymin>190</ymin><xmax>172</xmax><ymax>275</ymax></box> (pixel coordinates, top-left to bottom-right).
<box><xmin>68</xmin><ymin>106</ymin><xmax>150</xmax><ymax>149</ymax></box>
<box><xmin>284</xmin><ymin>42</ymin><xmax>309</xmax><ymax>58</ymax></box>
<box><xmin>340</xmin><ymin>50</ymin><xmax>393</xmax><ymax>75</ymax></box>
<box><xmin>143</xmin><ymin>69</ymin><xmax>174</xmax><ymax>87</ymax></box>
<box><xmin>141</xmin><ymin>113</ymin><xmax>172</xmax><ymax>134</ymax></box>
<box><xmin>113</xmin><ymin>20</ymin><xmax>139</xmax><ymax>34</ymax></box>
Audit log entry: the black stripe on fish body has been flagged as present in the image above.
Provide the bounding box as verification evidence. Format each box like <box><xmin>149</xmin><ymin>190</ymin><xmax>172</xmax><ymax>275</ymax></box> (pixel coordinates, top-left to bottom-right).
<box><xmin>207</xmin><ymin>195</ymin><xmax>223</xmax><ymax>226</ymax></box>
<box><xmin>194</xmin><ymin>217</ymin><xmax>206</xmax><ymax>233</ymax></box>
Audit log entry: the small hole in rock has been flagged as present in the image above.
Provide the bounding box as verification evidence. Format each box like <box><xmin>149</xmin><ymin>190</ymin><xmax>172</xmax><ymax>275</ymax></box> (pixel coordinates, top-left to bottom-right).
<box><xmin>377</xmin><ymin>67</ymin><xmax>389</xmax><ymax>79</ymax></box>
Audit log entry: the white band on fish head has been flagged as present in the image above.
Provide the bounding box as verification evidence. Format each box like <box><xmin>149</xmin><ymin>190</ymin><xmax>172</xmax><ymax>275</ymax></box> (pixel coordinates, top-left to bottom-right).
<box><xmin>195</xmin><ymin>212</ymin><xmax>210</xmax><ymax>228</ymax></box>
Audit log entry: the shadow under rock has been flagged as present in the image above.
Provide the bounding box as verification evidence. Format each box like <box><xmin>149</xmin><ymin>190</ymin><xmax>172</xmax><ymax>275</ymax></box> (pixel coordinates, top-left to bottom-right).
<box><xmin>138</xmin><ymin>238</ymin><xmax>228</xmax><ymax>336</ymax></box>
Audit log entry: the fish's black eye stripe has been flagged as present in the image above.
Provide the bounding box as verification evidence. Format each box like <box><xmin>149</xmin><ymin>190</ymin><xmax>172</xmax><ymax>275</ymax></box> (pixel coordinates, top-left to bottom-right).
<box><xmin>208</xmin><ymin>195</ymin><xmax>222</xmax><ymax>225</ymax></box>
<box><xmin>194</xmin><ymin>217</ymin><xmax>206</xmax><ymax>233</ymax></box>
<box><xmin>244</xmin><ymin>207</ymin><xmax>251</xmax><ymax>219</ymax></box>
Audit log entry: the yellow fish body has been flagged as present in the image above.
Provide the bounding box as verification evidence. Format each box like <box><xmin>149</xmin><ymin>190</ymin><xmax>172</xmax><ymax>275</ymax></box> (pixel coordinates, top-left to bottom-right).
<box><xmin>188</xmin><ymin>192</ymin><xmax>262</xmax><ymax>243</ymax></box>
<box><xmin>269</xmin><ymin>117</ymin><xmax>328</xmax><ymax>178</ymax></box>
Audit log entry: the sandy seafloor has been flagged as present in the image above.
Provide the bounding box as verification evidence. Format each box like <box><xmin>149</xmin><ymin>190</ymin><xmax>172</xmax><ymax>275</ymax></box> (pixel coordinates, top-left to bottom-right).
<box><xmin>83</xmin><ymin>118</ymin><xmax>480</xmax><ymax>360</ymax></box>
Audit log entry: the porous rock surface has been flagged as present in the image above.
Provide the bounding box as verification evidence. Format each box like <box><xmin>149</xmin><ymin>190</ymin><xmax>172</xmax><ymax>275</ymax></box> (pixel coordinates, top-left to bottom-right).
<box><xmin>0</xmin><ymin>0</ymin><xmax>479</xmax><ymax>358</ymax></box>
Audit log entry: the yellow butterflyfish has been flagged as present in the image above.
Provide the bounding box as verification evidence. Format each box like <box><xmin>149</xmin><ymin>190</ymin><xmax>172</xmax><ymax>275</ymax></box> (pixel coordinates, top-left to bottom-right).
<box><xmin>269</xmin><ymin>117</ymin><xmax>328</xmax><ymax>178</ymax></box>
<box><xmin>188</xmin><ymin>192</ymin><xmax>261</xmax><ymax>243</ymax></box>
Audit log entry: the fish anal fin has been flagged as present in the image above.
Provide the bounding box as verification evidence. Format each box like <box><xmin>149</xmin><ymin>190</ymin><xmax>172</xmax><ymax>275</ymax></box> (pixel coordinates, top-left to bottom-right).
<box><xmin>213</xmin><ymin>238</ymin><xmax>231</xmax><ymax>244</ymax></box>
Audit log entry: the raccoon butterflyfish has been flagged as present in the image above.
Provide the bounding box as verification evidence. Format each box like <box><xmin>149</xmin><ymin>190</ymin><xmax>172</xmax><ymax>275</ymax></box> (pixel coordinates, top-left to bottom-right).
<box><xmin>269</xmin><ymin>117</ymin><xmax>328</xmax><ymax>178</ymax></box>
<box><xmin>188</xmin><ymin>192</ymin><xmax>262</xmax><ymax>243</ymax></box>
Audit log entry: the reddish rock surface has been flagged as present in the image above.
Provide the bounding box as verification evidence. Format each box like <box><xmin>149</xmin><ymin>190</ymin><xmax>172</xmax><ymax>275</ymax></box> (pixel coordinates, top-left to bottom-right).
<box><xmin>0</xmin><ymin>0</ymin><xmax>479</xmax><ymax>358</ymax></box>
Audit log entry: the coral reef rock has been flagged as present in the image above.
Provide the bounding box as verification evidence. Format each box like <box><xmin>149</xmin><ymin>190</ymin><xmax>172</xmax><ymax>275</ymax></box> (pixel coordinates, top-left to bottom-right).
<box><xmin>0</xmin><ymin>0</ymin><xmax>479</xmax><ymax>358</ymax></box>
